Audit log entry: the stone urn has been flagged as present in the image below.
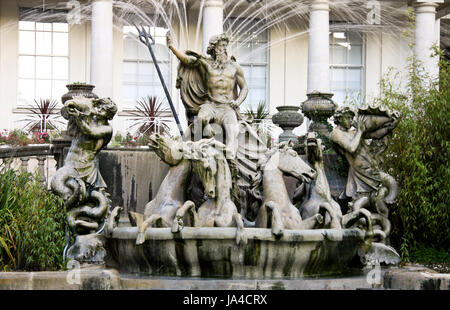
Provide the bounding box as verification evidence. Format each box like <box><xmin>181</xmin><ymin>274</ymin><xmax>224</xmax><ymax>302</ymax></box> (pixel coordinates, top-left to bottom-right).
<box><xmin>272</xmin><ymin>106</ymin><xmax>304</xmax><ymax>143</ymax></box>
<box><xmin>301</xmin><ymin>92</ymin><xmax>336</xmax><ymax>135</ymax></box>
<box><xmin>61</xmin><ymin>83</ymin><xmax>99</xmax><ymax>104</ymax></box>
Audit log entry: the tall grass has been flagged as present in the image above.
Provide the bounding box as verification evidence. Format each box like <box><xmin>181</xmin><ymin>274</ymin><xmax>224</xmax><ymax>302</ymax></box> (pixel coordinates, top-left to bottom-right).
<box><xmin>0</xmin><ymin>163</ymin><xmax>66</xmax><ymax>271</ymax></box>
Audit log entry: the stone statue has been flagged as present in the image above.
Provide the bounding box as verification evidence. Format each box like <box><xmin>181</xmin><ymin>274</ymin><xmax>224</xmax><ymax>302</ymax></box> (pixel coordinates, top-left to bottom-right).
<box><xmin>330</xmin><ymin>105</ymin><xmax>400</xmax><ymax>242</ymax></box>
<box><xmin>296</xmin><ymin>132</ymin><xmax>342</xmax><ymax>229</ymax></box>
<box><xmin>167</xmin><ymin>32</ymin><xmax>248</xmax><ymax>159</ymax></box>
<box><xmin>172</xmin><ymin>137</ymin><xmax>246</xmax><ymax>245</ymax></box>
<box><xmin>167</xmin><ymin>31</ymin><xmax>266</xmax><ymax>219</ymax></box>
<box><xmin>51</xmin><ymin>96</ymin><xmax>120</xmax><ymax>264</ymax></box>
<box><xmin>128</xmin><ymin>134</ymin><xmax>190</xmax><ymax>245</ymax></box>
<box><xmin>254</xmin><ymin>141</ymin><xmax>326</xmax><ymax>236</ymax></box>
<box><xmin>129</xmin><ymin>134</ymin><xmax>246</xmax><ymax>245</ymax></box>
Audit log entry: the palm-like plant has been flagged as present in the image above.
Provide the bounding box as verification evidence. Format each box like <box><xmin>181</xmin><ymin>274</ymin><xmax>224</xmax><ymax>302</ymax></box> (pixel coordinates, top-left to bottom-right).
<box><xmin>245</xmin><ymin>101</ymin><xmax>274</xmax><ymax>146</ymax></box>
<box><xmin>20</xmin><ymin>98</ymin><xmax>65</xmax><ymax>133</ymax></box>
<box><xmin>128</xmin><ymin>96</ymin><xmax>172</xmax><ymax>136</ymax></box>
<box><xmin>245</xmin><ymin>100</ymin><xmax>269</xmax><ymax>124</ymax></box>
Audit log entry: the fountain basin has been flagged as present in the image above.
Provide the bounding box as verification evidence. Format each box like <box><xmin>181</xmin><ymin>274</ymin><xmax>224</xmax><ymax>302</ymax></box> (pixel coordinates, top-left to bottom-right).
<box><xmin>107</xmin><ymin>227</ymin><xmax>366</xmax><ymax>278</ymax></box>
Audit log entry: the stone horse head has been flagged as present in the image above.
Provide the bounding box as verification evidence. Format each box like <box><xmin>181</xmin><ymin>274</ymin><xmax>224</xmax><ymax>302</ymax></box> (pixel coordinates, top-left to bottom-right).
<box><xmin>265</xmin><ymin>140</ymin><xmax>316</xmax><ymax>183</ymax></box>
<box><xmin>186</xmin><ymin>138</ymin><xmax>227</xmax><ymax>199</ymax></box>
<box><xmin>148</xmin><ymin>133</ymin><xmax>185</xmax><ymax>166</ymax></box>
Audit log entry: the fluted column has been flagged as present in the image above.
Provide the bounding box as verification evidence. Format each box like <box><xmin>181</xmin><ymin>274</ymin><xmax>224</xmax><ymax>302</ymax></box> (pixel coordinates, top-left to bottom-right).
<box><xmin>202</xmin><ymin>0</ymin><xmax>224</xmax><ymax>54</ymax></box>
<box><xmin>90</xmin><ymin>0</ymin><xmax>113</xmax><ymax>97</ymax></box>
<box><xmin>307</xmin><ymin>0</ymin><xmax>330</xmax><ymax>93</ymax></box>
<box><xmin>414</xmin><ymin>1</ymin><xmax>439</xmax><ymax>79</ymax></box>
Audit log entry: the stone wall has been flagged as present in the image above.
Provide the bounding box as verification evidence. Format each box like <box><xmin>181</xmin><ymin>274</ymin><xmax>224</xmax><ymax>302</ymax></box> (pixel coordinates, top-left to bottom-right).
<box><xmin>96</xmin><ymin>148</ymin><xmax>169</xmax><ymax>223</ymax></box>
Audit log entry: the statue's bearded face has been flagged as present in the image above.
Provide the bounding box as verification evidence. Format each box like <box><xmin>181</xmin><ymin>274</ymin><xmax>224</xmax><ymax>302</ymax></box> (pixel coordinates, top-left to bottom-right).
<box><xmin>212</xmin><ymin>40</ymin><xmax>229</xmax><ymax>67</ymax></box>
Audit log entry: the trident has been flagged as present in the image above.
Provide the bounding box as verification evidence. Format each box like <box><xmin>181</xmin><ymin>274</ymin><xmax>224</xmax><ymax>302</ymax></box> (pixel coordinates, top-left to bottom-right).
<box><xmin>133</xmin><ymin>23</ymin><xmax>185</xmax><ymax>141</ymax></box>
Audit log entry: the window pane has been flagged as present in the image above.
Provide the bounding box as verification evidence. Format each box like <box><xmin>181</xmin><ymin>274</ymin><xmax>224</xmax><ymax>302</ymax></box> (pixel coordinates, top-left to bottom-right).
<box><xmin>347</xmin><ymin>68</ymin><xmax>362</xmax><ymax>90</ymax></box>
<box><xmin>139</xmin><ymin>63</ymin><xmax>154</xmax><ymax>83</ymax></box>
<box><xmin>138</xmin><ymin>86</ymin><xmax>152</xmax><ymax>98</ymax></box>
<box><xmin>19</xmin><ymin>31</ymin><xmax>35</xmax><ymax>54</ymax></box>
<box><xmin>123</xmin><ymin>84</ymin><xmax>137</xmax><ymax>101</ymax></box>
<box><xmin>53</xmin><ymin>23</ymin><xmax>68</xmax><ymax>32</ymax></box>
<box><xmin>332</xmin><ymin>90</ymin><xmax>345</xmax><ymax>105</ymax></box>
<box><xmin>123</xmin><ymin>61</ymin><xmax>138</xmax><ymax>83</ymax></box>
<box><xmin>36</xmin><ymin>31</ymin><xmax>52</xmax><ymax>54</ymax></box>
<box><xmin>35</xmin><ymin>80</ymin><xmax>52</xmax><ymax>99</ymax></box>
<box><xmin>18</xmin><ymin>56</ymin><xmax>35</xmax><ymax>78</ymax></box>
<box><xmin>251</xmin><ymin>42</ymin><xmax>267</xmax><ymax>63</ymax></box>
<box><xmin>53</xmin><ymin>57</ymin><xmax>68</xmax><ymax>79</ymax></box>
<box><xmin>124</xmin><ymin>37</ymin><xmax>138</xmax><ymax>59</ymax></box>
<box><xmin>331</xmin><ymin>45</ymin><xmax>347</xmax><ymax>64</ymax></box>
<box><xmin>36</xmin><ymin>56</ymin><xmax>52</xmax><ymax>79</ymax></box>
<box><xmin>349</xmin><ymin>45</ymin><xmax>362</xmax><ymax>65</ymax></box>
<box><xmin>348</xmin><ymin>32</ymin><xmax>363</xmax><ymax>44</ymax></box>
<box><xmin>137</xmin><ymin>44</ymin><xmax>151</xmax><ymax>61</ymax></box>
<box><xmin>36</xmin><ymin>22</ymin><xmax>52</xmax><ymax>31</ymax></box>
<box><xmin>153</xmin><ymin>44</ymin><xmax>169</xmax><ymax>61</ymax></box>
<box><xmin>331</xmin><ymin>68</ymin><xmax>346</xmax><ymax>90</ymax></box>
<box><xmin>53</xmin><ymin>32</ymin><xmax>68</xmax><ymax>55</ymax></box>
<box><xmin>19</xmin><ymin>21</ymin><xmax>35</xmax><ymax>31</ymax></box>
<box><xmin>52</xmin><ymin>80</ymin><xmax>67</xmax><ymax>101</ymax></box>
<box><xmin>18</xmin><ymin>79</ymin><xmax>35</xmax><ymax>104</ymax></box>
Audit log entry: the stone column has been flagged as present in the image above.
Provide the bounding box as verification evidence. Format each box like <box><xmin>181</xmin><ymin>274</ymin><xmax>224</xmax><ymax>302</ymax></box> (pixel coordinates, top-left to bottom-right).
<box><xmin>414</xmin><ymin>1</ymin><xmax>440</xmax><ymax>79</ymax></box>
<box><xmin>90</xmin><ymin>0</ymin><xmax>113</xmax><ymax>97</ymax></box>
<box><xmin>307</xmin><ymin>0</ymin><xmax>330</xmax><ymax>93</ymax></box>
<box><xmin>202</xmin><ymin>0</ymin><xmax>224</xmax><ymax>53</ymax></box>
<box><xmin>302</xmin><ymin>0</ymin><xmax>335</xmax><ymax>136</ymax></box>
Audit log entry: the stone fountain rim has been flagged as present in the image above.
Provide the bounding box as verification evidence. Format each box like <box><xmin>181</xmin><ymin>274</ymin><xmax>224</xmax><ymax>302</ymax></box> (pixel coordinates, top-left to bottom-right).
<box><xmin>112</xmin><ymin>227</ymin><xmax>365</xmax><ymax>242</ymax></box>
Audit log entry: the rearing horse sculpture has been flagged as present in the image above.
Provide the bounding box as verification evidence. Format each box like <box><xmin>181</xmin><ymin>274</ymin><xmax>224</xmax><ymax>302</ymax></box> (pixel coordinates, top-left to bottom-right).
<box><xmin>172</xmin><ymin>138</ymin><xmax>246</xmax><ymax>245</ymax></box>
<box><xmin>296</xmin><ymin>132</ymin><xmax>342</xmax><ymax>229</ymax></box>
<box><xmin>129</xmin><ymin>134</ymin><xmax>191</xmax><ymax>245</ymax></box>
<box><xmin>255</xmin><ymin>141</ymin><xmax>324</xmax><ymax>236</ymax></box>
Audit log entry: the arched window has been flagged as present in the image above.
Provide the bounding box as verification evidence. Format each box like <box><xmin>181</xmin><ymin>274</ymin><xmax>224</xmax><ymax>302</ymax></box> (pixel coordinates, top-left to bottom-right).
<box><xmin>122</xmin><ymin>25</ymin><xmax>170</xmax><ymax>108</ymax></box>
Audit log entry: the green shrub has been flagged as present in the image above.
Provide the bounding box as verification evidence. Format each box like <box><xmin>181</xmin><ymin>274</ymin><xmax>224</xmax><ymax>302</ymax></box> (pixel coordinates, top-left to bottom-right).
<box><xmin>0</xmin><ymin>164</ymin><xmax>66</xmax><ymax>271</ymax></box>
<box><xmin>374</xmin><ymin>49</ymin><xmax>449</xmax><ymax>260</ymax></box>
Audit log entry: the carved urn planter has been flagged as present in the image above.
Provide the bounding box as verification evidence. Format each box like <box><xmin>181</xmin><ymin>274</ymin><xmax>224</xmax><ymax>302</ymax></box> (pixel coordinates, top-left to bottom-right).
<box><xmin>61</xmin><ymin>83</ymin><xmax>99</xmax><ymax>104</ymax></box>
<box><xmin>272</xmin><ymin>106</ymin><xmax>304</xmax><ymax>143</ymax></box>
<box><xmin>302</xmin><ymin>92</ymin><xmax>336</xmax><ymax>135</ymax></box>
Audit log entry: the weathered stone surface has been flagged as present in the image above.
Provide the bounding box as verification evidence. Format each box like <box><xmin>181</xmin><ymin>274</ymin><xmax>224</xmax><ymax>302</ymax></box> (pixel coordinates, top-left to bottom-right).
<box><xmin>107</xmin><ymin>227</ymin><xmax>366</xmax><ymax>278</ymax></box>
<box><xmin>0</xmin><ymin>267</ymin><xmax>120</xmax><ymax>290</ymax></box>
<box><xmin>98</xmin><ymin>148</ymin><xmax>169</xmax><ymax>218</ymax></box>
<box><xmin>119</xmin><ymin>274</ymin><xmax>372</xmax><ymax>290</ymax></box>
<box><xmin>383</xmin><ymin>265</ymin><xmax>450</xmax><ymax>290</ymax></box>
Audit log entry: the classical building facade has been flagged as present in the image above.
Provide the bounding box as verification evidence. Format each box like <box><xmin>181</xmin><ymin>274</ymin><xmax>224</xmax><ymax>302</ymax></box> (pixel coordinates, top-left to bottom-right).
<box><xmin>0</xmin><ymin>0</ymin><xmax>447</xmax><ymax>136</ymax></box>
